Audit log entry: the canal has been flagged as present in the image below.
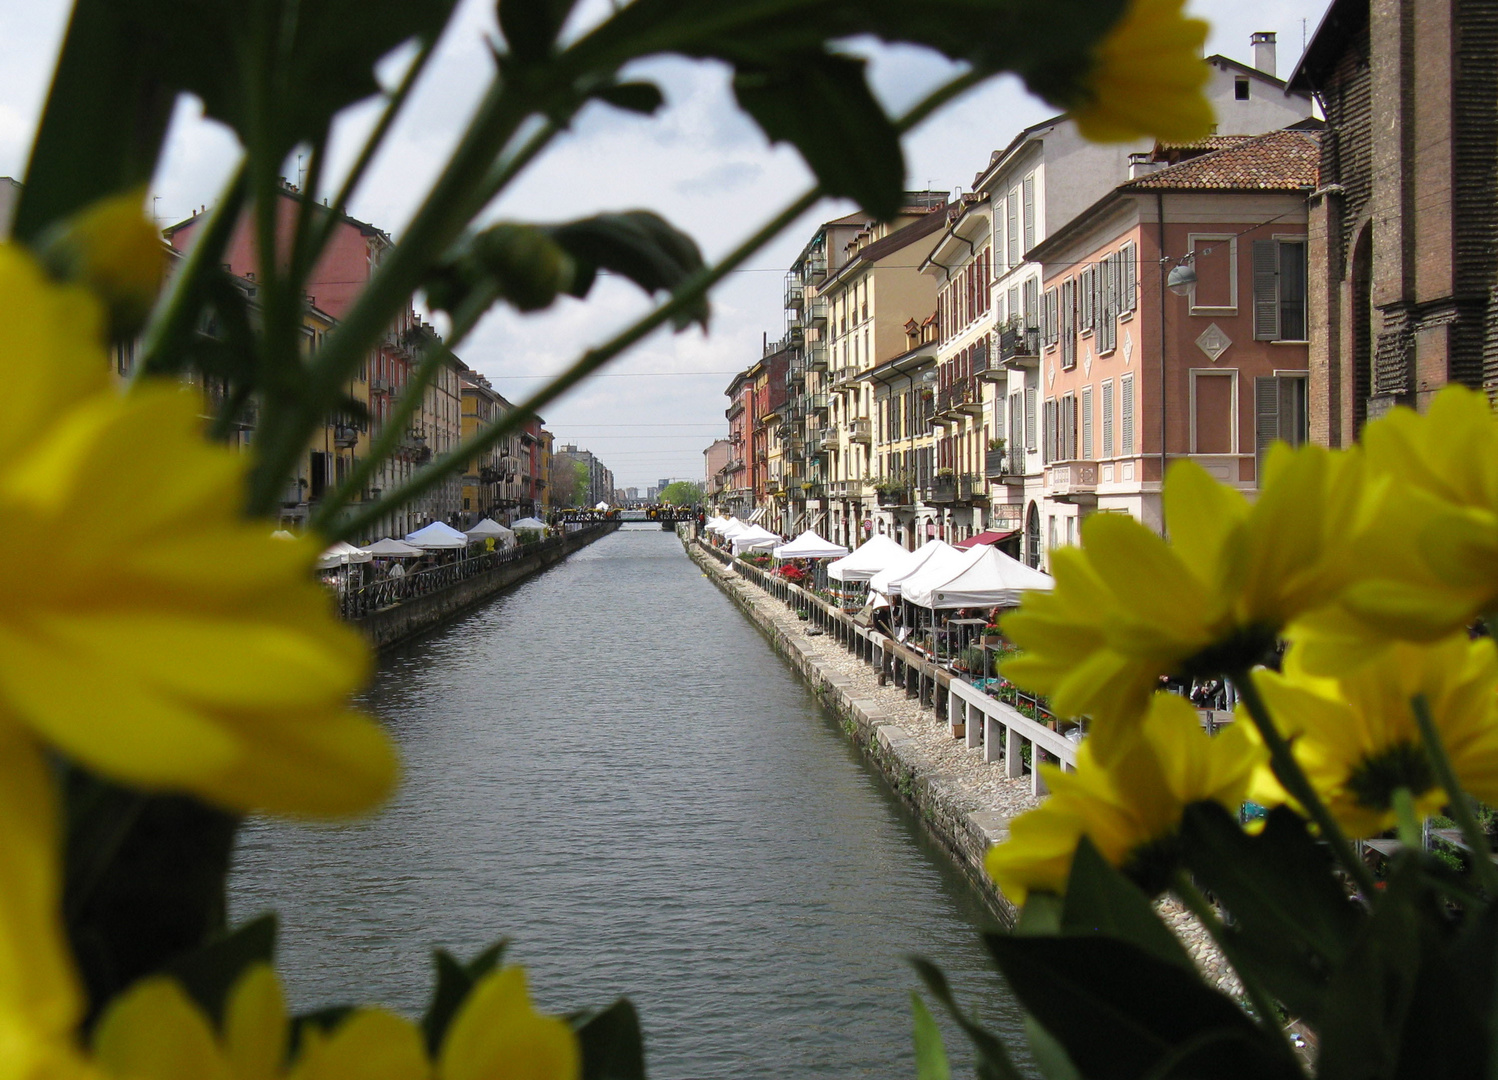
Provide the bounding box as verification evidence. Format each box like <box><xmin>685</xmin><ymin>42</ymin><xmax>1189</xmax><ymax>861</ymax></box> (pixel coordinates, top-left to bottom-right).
<box><xmin>230</xmin><ymin>526</ymin><xmax>1029</xmax><ymax>1077</ymax></box>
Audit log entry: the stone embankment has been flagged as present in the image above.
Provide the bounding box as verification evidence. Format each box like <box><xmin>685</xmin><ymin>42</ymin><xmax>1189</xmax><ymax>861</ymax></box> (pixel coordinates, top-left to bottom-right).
<box><xmin>355</xmin><ymin>523</ymin><xmax>617</xmax><ymax>650</ymax></box>
<box><xmin>686</xmin><ymin>537</ymin><xmax>1242</xmax><ymax>997</ymax></box>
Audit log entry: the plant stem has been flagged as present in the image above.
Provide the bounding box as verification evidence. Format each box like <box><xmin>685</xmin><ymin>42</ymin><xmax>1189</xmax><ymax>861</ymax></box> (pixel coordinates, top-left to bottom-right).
<box><xmin>1170</xmin><ymin>868</ymin><xmax>1292</xmax><ymax>1050</ymax></box>
<box><xmin>1411</xmin><ymin>692</ymin><xmax>1498</xmax><ymax>896</ymax></box>
<box><xmin>1392</xmin><ymin>787</ymin><xmax>1421</xmax><ymax>852</ymax></box>
<box><xmin>1230</xmin><ymin>670</ymin><xmax>1378</xmax><ymax>897</ymax></box>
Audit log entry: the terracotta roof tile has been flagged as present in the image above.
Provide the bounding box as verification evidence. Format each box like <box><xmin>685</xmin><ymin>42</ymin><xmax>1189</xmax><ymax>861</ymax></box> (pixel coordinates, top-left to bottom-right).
<box><xmin>1123</xmin><ymin>128</ymin><xmax>1320</xmax><ymax>192</ymax></box>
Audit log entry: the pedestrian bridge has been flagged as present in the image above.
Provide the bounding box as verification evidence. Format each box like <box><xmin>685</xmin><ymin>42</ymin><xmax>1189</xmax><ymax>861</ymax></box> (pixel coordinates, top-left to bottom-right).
<box><xmin>552</xmin><ymin>507</ymin><xmax>702</xmax><ymax>526</ymax></box>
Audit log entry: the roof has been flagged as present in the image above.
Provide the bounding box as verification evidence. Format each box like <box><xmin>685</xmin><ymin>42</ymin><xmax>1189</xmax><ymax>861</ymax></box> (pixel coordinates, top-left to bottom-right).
<box><xmin>1288</xmin><ymin>0</ymin><xmax>1367</xmax><ymax>92</ymax></box>
<box><xmin>163</xmin><ymin>183</ymin><xmax>392</xmax><ymax>243</ymax></box>
<box><xmin>1205</xmin><ymin>53</ymin><xmax>1297</xmax><ymax>92</ymax></box>
<box><xmin>820</xmin><ymin>207</ymin><xmax>948</xmax><ymax>291</ymax></box>
<box><xmin>1120</xmin><ymin>128</ymin><xmax>1320</xmax><ymax>193</ymax></box>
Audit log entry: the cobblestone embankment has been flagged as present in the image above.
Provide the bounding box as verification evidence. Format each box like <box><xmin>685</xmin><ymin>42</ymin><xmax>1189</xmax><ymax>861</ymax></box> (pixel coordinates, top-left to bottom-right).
<box><xmin>686</xmin><ymin>539</ymin><xmax>1243</xmax><ymax>996</ymax></box>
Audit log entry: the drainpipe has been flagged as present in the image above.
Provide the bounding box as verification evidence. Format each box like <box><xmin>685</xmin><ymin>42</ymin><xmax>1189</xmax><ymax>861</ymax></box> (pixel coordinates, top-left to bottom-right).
<box><xmin>1156</xmin><ymin>192</ymin><xmax>1169</xmax><ymax>537</ymax></box>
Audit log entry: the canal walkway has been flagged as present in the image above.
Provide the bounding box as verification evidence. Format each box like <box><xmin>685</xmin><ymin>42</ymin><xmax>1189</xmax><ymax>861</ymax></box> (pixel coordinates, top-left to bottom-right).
<box><xmin>686</xmin><ymin>534</ymin><xmax>1243</xmax><ymax>998</ymax></box>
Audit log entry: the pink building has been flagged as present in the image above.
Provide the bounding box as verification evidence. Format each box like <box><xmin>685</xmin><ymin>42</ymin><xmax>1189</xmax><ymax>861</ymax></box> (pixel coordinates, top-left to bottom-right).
<box><xmin>1021</xmin><ymin>127</ymin><xmax>1317</xmax><ymax>557</ymax></box>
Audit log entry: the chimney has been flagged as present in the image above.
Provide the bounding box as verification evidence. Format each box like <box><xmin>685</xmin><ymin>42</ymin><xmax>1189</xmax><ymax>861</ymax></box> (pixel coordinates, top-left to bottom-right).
<box><xmin>1128</xmin><ymin>153</ymin><xmax>1164</xmax><ymax>179</ymax></box>
<box><xmin>1251</xmin><ymin>31</ymin><xmax>1277</xmax><ymax>77</ymax></box>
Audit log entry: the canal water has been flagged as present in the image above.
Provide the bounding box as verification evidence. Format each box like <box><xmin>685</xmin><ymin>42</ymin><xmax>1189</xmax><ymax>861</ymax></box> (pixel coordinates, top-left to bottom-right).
<box><xmin>229</xmin><ymin>527</ymin><xmax>1029</xmax><ymax>1077</ymax></box>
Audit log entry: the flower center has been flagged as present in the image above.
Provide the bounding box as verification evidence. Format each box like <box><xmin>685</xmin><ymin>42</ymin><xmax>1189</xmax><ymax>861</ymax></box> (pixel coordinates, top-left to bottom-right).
<box><xmin>1345</xmin><ymin>742</ymin><xmax>1437</xmax><ymax>812</ymax></box>
<box><xmin>1122</xmin><ymin>832</ymin><xmax>1183</xmax><ymax>898</ymax></box>
<box><xmin>1179</xmin><ymin>622</ymin><xmax>1281</xmax><ymax>681</ymax></box>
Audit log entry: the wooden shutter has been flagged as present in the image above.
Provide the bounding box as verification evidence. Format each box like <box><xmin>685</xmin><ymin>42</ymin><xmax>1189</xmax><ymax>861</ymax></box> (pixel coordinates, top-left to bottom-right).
<box><xmin>1080</xmin><ymin>266</ymin><xmax>1093</xmax><ymax>331</ymax></box>
<box><xmin>1254</xmin><ymin>375</ymin><xmax>1280</xmax><ymax>482</ymax></box>
<box><xmin>1025</xmin><ymin>386</ymin><xmax>1037</xmax><ymax>450</ymax></box>
<box><xmin>1061</xmin><ymin>278</ymin><xmax>1076</xmax><ymax>368</ymax></box>
<box><xmin>1022</xmin><ymin>173</ymin><xmax>1036</xmax><ymax>252</ymax></box>
<box><xmin>1081</xmin><ymin>386</ymin><xmax>1093</xmax><ymax>460</ymax></box>
<box><xmin>1252</xmin><ymin>239</ymin><xmax>1279</xmax><ymax>340</ymax></box>
<box><xmin>1007</xmin><ymin>189</ymin><xmax>1020</xmax><ymax>267</ymax></box>
<box><xmin>1121</xmin><ymin>374</ymin><xmax>1135</xmax><ymax>454</ymax></box>
<box><xmin>1101</xmin><ymin>381</ymin><xmax>1114</xmax><ymax>457</ymax></box>
<box><xmin>1122</xmin><ymin>241</ymin><xmax>1138</xmax><ymax>312</ymax></box>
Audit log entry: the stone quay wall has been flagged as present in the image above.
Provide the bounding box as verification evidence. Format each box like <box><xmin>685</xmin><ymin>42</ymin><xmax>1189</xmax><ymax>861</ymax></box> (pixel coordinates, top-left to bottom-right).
<box><xmin>355</xmin><ymin>523</ymin><xmax>617</xmax><ymax>650</ymax></box>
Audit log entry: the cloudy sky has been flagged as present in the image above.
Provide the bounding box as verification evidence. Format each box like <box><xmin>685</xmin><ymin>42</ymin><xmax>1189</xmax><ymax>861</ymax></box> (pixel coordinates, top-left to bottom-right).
<box><xmin>0</xmin><ymin>0</ymin><xmax>1330</xmax><ymax>489</ymax></box>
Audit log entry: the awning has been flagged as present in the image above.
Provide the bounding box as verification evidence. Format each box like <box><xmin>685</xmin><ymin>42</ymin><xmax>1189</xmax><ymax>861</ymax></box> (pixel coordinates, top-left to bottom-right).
<box><xmin>954</xmin><ymin>529</ymin><xmax>1020</xmax><ymax>550</ymax></box>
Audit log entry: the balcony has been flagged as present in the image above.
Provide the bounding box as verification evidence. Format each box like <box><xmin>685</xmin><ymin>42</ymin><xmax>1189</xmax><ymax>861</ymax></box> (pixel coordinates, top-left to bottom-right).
<box><xmin>831</xmin><ymin>364</ymin><xmax>859</xmax><ymax>390</ymax></box>
<box><xmin>807</xmin><ymin>392</ymin><xmax>829</xmax><ymax>413</ymax></box>
<box><xmin>806</xmin><ymin>339</ymin><xmax>829</xmax><ymax>370</ymax></box>
<box><xmin>784</xmin><ymin>276</ymin><xmax>805</xmax><ymax>309</ymax></box>
<box><xmin>848</xmin><ymin>417</ymin><xmax>872</xmax><ymax>443</ymax></box>
<box><xmin>805</xmin><ymin>251</ymin><xmax>827</xmax><ymax>280</ymax></box>
<box><xmin>959</xmin><ymin>473</ymin><xmax>980</xmax><ymax>500</ymax></box>
<box><xmin>999</xmin><ymin>325</ymin><xmax>1041</xmax><ymax>368</ymax></box>
<box><xmin>799</xmin><ymin>481</ymin><xmax>825</xmax><ymax>499</ymax></box>
<box><xmin>1046</xmin><ymin>460</ymin><xmax>1099</xmax><ymax>503</ymax></box>
<box><xmin>808</xmin><ymin>296</ymin><xmax>828</xmax><ymax>324</ymax></box>
<box><xmin>876</xmin><ymin>486</ymin><xmax>911</xmax><ymax>507</ymax></box>
<box><xmin>929</xmin><ymin>474</ymin><xmax>958</xmax><ymax>503</ymax></box>
<box><xmin>333</xmin><ymin>423</ymin><xmax>360</xmax><ymax>448</ymax></box>
<box><xmin>984</xmin><ymin>449</ymin><xmax>1009</xmax><ymax>479</ymax></box>
<box><xmin>972</xmin><ymin>340</ymin><xmax>1005</xmax><ymax>383</ymax></box>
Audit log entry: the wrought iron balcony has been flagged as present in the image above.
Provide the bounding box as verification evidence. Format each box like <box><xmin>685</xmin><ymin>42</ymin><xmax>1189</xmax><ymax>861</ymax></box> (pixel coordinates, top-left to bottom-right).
<box><xmin>999</xmin><ymin>325</ymin><xmax>1041</xmax><ymax>368</ymax></box>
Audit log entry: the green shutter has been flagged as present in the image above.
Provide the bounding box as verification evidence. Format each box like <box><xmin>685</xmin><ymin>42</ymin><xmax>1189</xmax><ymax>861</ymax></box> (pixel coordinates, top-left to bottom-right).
<box><xmin>1252</xmin><ymin>240</ymin><xmax>1279</xmax><ymax>340</ymax></box>
<box><xmin>1255</xmin><ymin>375</ymin><xmax>1280</xmax><ymax>482</ymax></box>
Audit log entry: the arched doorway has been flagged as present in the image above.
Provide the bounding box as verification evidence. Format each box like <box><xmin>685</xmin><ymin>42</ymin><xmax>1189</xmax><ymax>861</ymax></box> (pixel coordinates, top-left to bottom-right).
<box><xmin>1351</xmin><ymin>223</ymin><xmax>1373</xmax><ymax>439</ymax></box>
<box><xmin>1025</xmin><ymin>502</ymin><xmax>1041</xmax><ymax>569</ymax></box>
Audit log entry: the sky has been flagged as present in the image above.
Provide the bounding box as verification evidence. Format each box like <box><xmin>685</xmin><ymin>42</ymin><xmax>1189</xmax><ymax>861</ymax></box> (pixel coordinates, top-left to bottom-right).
<box><xmin>0</xmin><ymin>0</ymin><xmax>1331</xmax><ymax>489</ymax></box>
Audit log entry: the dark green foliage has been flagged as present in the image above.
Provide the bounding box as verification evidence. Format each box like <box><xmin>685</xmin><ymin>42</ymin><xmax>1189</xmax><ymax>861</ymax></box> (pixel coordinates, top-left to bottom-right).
<box><xmin>421</xmin><ymin>940</ymin><xmax>511</xmax><ymax>1054</ymax></box>
<box><xmin>574</xmin><ymin>998</ymin><xmax>648</xmax><ymax>1080</ymax></box>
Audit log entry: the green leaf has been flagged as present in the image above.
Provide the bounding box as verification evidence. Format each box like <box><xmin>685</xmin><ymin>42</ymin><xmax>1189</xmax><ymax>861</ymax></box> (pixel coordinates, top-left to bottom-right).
<box><xmin>160</xmin><ymin>914</ymin><xmax>277</xmax><ymax>1025</ymax></box>
<box><xmin>982</xmin><ymin>933</ymin><xmax>1303</xmax><ymax>1080</ymax></box>
<box><xmin>421</xmin><ymin>940</ymin><xmax>510</xmax><ymax>1054</ymax></box>
<box><xmin>1179</xmin><ymin>802</ymin><xmax>1362</xmax><ymax>1024</ymax></box>
<box><xmin>592</xmin><ymin>81</ymin><xmax>666</xmax><ymax>115</ymax></box>
<box><xmin>908</xmin><ymin>956</ymin><xmax>1026</xmax><ymax>1080</ymax></box>
<box><xmin>291</xmin><ymin>1005</ymin><xmax>356</xmax><ymax>1054</ymax></box>
<box><xmin>574</xmin><ymin>998</ymin><xmax>648</xmax><ymax>1080</ymax></box>
<box><xmin>500</xmin><ymin>0</ymin><xmax>580</xmax><ymax>63</ymax></box>
<box><xmin>1024</xmin><ymin>1016</ymin><xmax>1083</xmax><ymax>1080</ymax></box>
<box><xmin>547</xmin><ymin>212</ymin><xmax>709</xmax><ymax>329</ymax></box>
<box><xmin>911</xmin><ymin>992</ymin><xmax>952</xmax><ymax>1080</ymax></box>
<box><xmin>1015</xmin><ymin>893</ymin><xmax>1064</xmax><ymax>937</ymax></box>
<box><xmin>732</xmin><ymin>50</ymin><xmax>903</xmax><ymax>219</ymax></box>
<box><xmin>1061</xmin><ymin>837</ymin><xmax>1194</xmax><ymax>974</ymax></box>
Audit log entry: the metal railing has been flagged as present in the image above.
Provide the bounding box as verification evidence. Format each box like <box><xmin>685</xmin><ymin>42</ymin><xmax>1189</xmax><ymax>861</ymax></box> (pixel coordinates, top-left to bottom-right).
<box><xmin>340</xmin><ymin>534</ymin><xmax>568</xmax><ymax>619</ymax></box>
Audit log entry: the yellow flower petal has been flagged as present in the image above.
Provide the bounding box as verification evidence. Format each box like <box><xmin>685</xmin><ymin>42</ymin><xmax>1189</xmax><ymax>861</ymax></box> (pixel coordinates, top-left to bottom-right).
<box><xmin>1069</xmin><ymin>0</ymin><xmax>1213</xmax><ymax>143</ymax></box>
<box><xmin>224</xmin><ymin>965</ymin><xmax>288</xmax><ymax>1080</ymax></box>
<box><xmin>440</xmin><ymin>968</ymin><xmax>579</xmax><ymax>1080</ymax></box>
<box><xmin>38</xmin><ymin>188</ymin><xmax>165</xmax><ymax>337</ymax></box>
<box><xmin>92</xmin><ymin>979</ymin><xmax>232</xmax><ymax>1080</ymax></box>
<box><xmin>291</xmin><ymin>1011</ymin><xmax>427</xmax><ymax>1080</ymax></box>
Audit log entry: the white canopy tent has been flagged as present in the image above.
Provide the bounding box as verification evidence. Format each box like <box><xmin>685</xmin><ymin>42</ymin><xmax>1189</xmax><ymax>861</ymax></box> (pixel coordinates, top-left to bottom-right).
<box><xmin>904</xmin><ymin>546</ymin><xmax>1055</xmax><ymax>609</ymax></box>
<box><xmin>718</xmin><ymin>518</ymin><xmax>749</xmax><ymax>539</ymax></box>
<box><xmin>731</xmin><ymin>524</ymin><xmax>781</xmax><ymax>554</ymax></box>
<box><xmin>705</xmin><ymin>515</ymin><xmax>730</xmax><ymax>532</ymax></box>
<box><xmin>827</xmin><ymin>535</ymin><xmax>907</xmax><ymax>582</ymax></box>
<box><xmin>404</xmin><ymin>521</ymin><xmax>470</xmax><ymax>549</ymax></box>
<box><xmin>868</xmin><ymin>540</ymin><xmax>954</xmax><ymax>599</ymax></box>
<box><xmin>772</xmin><ymin>530</ymin><xmax>848</xmax><ymax>560</ymax></box>
<box><xmin>897</xmin><ymin>545</ymin><xmax>988</xmax><ymax>608</ymax></box>
<box><xmin>464</xmin><ymin>518</ymin><xmax>516</xmax><ymax>544</ymax></box>
<box><xmin>361</xmin><ymin>537</ymin><xmax>424</xmax><ymax>558</ymax></box>
<box><xmin>316</xmin><ymin>540</ymin><xmax>373</xmax><ymax>570</ymax></box>
<box><xmin>595</xmin><ymin>501</ymin><xmax>610</xmax><ymax>511</ymax></box>
<box><xmin>511</xmin><ymin>517</ymin><xmax>548</xmax><ymax>530</ymax></box>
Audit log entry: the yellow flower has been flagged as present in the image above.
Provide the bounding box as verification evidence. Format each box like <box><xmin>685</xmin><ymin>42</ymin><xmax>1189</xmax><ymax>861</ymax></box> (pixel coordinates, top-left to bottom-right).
<box><xmin>1252</xmin><ymin>634</ymin><xmax>1498</xmax><ymax>838</ymax></box>
<box><xmin>85</xmin><ymin>962</ymin><xmax>578</xmax><ymax>1080</ymax></box>
<box><xmin>1002</xmin><ymin>447</ymin><xmax>1371</xmax><ymax>762</ymax></box>
<box><xmin>0</xmin><ymin>241</ymin><xmax>394</xmax><ymax>817</ymax></box>
<box><xmin>37</xmin><ymin>189</ymin><xmax>166</xmax><ymax>338</ymax></box>
<box><xmin>985</xmin><ymin>694</ymin><xmax>1264</xmax><ymax>904</ymax></box>
<box><xmin>1292</xmin><ymin>386</ymin><xmax>1498</xmax><ymax>672</ymax></box>
<box><xmin>1067</xmin><ymin>0</ymin><xmax>1213</xmax><ymax>144</ymax></box>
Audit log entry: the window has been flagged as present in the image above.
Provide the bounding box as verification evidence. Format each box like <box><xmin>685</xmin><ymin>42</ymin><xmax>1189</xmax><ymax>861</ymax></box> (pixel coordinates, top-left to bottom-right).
<box><xmin>1022</xmin><ymin>173</ymin><xmax>1037</xmax><ymax>252</ymax></box>
<box><xmin>1121</xmin><ymin>240</ymin><xmax>1138</xmax><ymax>313</ymax></box>
<box><xmin>1192</xmin><ymin>371</ymin><xmax>1236</xmax><ymax>454</ymax></box>
<box><xmin>1007</xmin><ymin>188</ymin><xmax>1021</xmax><ymax>267</ymax></box>
<box><xmin>1254</xmin><ymin>375</ymin><xmax>1308</xmax><ymax>482</ymax></box>
<box><xmin>1253</xmin><ymin>239</ymin><xmax>1309</xmax><ymax>341</ymax></box>
<box><xmin>1025</xmin><ymin>385</ymin><xmax>1038</xmax><ymax>451</ymax></box>
<box><xmin>1042</xmin><ymin>287</ymin><xmax>1059</xmax><ymax>346</ymax></box>
<box><xmin>1023</xmin><ymin>278</ymin><xmax>1039</xmax><ymax>327</ymax></box>
<box><xmin>1060</xmin><ymin>278</ymin><xmax>1076</xmax><ymax>369</ymax></box>
<box><xmin>1095</xmin><ymin>253</ymin><xmax>1117</xmax><ymax>353</ymax></box>
<box><xmin>1100</xmin><ymin>380</ymin><xmax>1114</xmax><ymax>457</ymax></box>
<box><xmin>1080</xmin><ymin>266</ymin><xmax>1094</xmax><ymax>332</ymax></box>
<box><xmin>1120</xmin><ymin>374</ymin><xmax>1135</xmax><ymax>454</ymax></box>
<box><xmin>1081</xmin><ymin>385</ymin><xmax>1093</xmax><ymax>460</ymax></box>
<box><xmin>1187</xmin><ymin>234</ymin><xmax>1237</xmax><ymax>312</ymax></box>
<box><xmin>1009</xmin><ymin>393</ymin><xmax>1023</xmax><ymax>462</ymax></box>
<box><xmin>1043</xmin><ymin>397</ymin><xmax>1057</xmax><ymax>463</ymax></box>
<box><xmin>1235</xmin><ymin>77</ymin><xmax>1250</xmax><ymax>100</ymax></box>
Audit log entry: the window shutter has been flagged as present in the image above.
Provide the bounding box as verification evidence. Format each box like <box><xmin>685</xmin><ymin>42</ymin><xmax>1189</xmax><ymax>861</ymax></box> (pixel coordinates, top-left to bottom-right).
<box><xmin>1252</xmin><ymin>239</ymin><xmax>1280</xmax><ymax>340</ymax></box>
<box><xmin>1122</xmin><ymin>241</ymin><xmax>1138</xmax><ymax>312</ymax></box>
<box><xmin>1025</xmin><ymin>386</ymin><xmax>1037</xmax><ymax>450</ymax></box>
<box><xmin>1022</xmin><ymin>173</ymin><xmax>1036</xmax><ymax>252</ymax></box>
<box><xmin>1121</xmin><ymin>375</ymin><xmax>1135</xmax><ymax>454</ymax></box>
<box><xmin>1254</xmin><ymin>375</ymin><xmax>1280</xmax><ymax>483</ymax></box>
<box><xmin>1101</xmin><ymin>381</ymin><xmax>1114</xmax><ymax>457</ymax></box>
<box><xmin>1007</xmin><ymin>189</ymin><xmax>1020</xmax><ymax>267</ymax></box>
<box><xmin>1081</xmin><ymin>386</ymin><xmax>1093</xmax><ymax>460</ymax></box>
<box><xmin>1061</xmin><ymin>278</ymin><xmax>1075</xmax><ymax>368</ymax></box>
<box><xmin>1080</xmin><ymin>267</ymin><xmax>1093</xmax><ymax>331</ymax></box>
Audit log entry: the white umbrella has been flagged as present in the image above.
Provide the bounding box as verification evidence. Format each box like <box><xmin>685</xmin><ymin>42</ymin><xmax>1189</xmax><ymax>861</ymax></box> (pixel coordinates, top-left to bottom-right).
<box><xmin>361</xmin><ymin>537</ymin><xmax>424</xmax><ymax>557</ymax></box>
<box><xmin>465</xmin><ymin>518</ymin><xmax>516</xmax><ymax>543</ymax></box>
<box><xmin>404</xmin><ymin>522</ymin><xmax>470</xmax><ymax>549</ymax></box>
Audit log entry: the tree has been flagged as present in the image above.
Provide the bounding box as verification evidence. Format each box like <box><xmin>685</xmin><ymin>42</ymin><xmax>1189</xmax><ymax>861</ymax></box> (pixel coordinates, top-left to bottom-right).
<box><xmin>659</xmin><ymin>480</ymin><xmax>703</xmax><ymax>506</ymax></box>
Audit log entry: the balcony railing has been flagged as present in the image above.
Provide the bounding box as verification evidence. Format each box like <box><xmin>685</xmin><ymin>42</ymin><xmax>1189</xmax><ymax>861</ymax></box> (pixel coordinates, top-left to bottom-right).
<box><xmin>984</xmin><ymin>449</ymin><xmax>1008</xmax><ymax>479</ymax></box>
<box><xmin>784</xmin><ymin>277</ymin><xmax>805</xmax><ymax>308</ymax></box>
<box><xmin>876</xmin><ymin>486</ymin><xmax>911</xmax><ymax>507</ymax></box>
<box><xmin>799</xmin><ymin>481</ymin><xmax>825</xmax><ymax>499</ymax></box>
<box><xmin>805</xmin><ymin>251</ymin><xmax>827</xmax><ymax>280</ymax></box>
<box><xmin>806</xmin><ymin>339</ymin><xmax>828</xmax><ymax>370</ymax></box>
<box><xmin>999</xmin><ymin>325</ymin><xmax>1041</xmax><ymax>367</ymax></box>
<box><xmin>808</xmin><ymin>296</ymin><xmax>828</xmax><ymax>323</ymax></box>
<box><xmin>848</xmin><ymin>417</ymin><xmax>872</xmax><ymax>443</ymax></box>
<box><xmin>807</xmin><ymin>392</ymin><xmax>829</xmax><ymax>413</ymax></box>
<box><xmin>1046</xmin><ymin>460</ymin><xmax>1099</xmax><ymax>501</ymax></box>
<box><xmin>959</xmin><ymin>473</ymin><xmax>980</xmax><ymax>500</ymax></box>
<box><xmin>929</xmin><ymin>474</ymin><xmax>958</xmax><ymax>503</ymax></box>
